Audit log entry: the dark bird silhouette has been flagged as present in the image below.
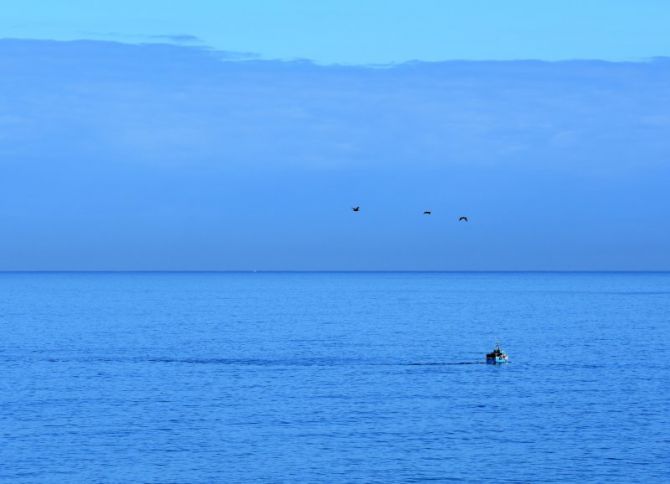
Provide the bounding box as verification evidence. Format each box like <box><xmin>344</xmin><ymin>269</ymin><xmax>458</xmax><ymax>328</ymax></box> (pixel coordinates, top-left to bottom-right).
<box><xmin>423</xmin><ymin>211</ymin><xmax>432</xmax><ymax>215</ymax></box>
<box><xmin>352</xmin><ymin>206</ymin><xmax>360</xmax><ymax>212</ymax></box>
<box><xmin>459</xmin><ymin>216</ymin><xmax>468</xmax><ymax>222</ymax></box>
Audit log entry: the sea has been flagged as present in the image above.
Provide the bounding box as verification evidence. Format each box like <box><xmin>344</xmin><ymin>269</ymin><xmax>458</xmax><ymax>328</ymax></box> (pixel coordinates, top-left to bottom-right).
<box><xmin>1</xmin><ymin>272</ymin><xmax>669</xmax><ymax>482</ymax></box>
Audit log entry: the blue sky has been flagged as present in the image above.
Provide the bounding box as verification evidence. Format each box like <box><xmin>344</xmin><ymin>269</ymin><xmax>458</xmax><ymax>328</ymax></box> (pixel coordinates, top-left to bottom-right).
<box><xmin>2</xmin><ymin>0</ymin><xmax>670</xmax><ymax>63</ymax></box>
<box><xmin>1</xmin><ymin>40</ymin><xmax>668</xmax><ymax>270</ymax></box>
<box><xmin>0</xmin><ymin>3</ymin><xmax>669</xmax><ymax>270</ymax></box>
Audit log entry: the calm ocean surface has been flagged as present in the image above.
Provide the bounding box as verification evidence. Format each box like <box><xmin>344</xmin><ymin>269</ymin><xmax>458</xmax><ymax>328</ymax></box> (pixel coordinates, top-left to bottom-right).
<box><xmin>1</xmin><ymin>272</ymin><xmax>669</xmax><ymax>482</ymax></box>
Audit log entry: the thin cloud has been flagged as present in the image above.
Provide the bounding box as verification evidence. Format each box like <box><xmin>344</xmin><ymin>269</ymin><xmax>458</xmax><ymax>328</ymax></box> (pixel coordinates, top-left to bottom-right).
<box><xmin>149</xmin><ymin>34</ymin><xmax>202</xmax><ymax>44</ymax></box>
<box><xmin>79</xmin><ymin>31</ymin><xmax>203</xmax><ymax>45</ymax></box>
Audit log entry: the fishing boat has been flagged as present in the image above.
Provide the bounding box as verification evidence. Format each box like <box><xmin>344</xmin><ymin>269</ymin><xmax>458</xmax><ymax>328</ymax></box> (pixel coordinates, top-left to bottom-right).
<box><xmin>486</xmin><ymin>343</ymin><xmax>509</xmax><ymax>364</ymax></box>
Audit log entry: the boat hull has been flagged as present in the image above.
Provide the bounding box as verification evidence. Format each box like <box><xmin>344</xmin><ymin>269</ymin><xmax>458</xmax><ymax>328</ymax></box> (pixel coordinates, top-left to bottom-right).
<box><xmin>486</xmin><ymin>356</ymin><xmax>509</xmax><ymax>364</ymax></box>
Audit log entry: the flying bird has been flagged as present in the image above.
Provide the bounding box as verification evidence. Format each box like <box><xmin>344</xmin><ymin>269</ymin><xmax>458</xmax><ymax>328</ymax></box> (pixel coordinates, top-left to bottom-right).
<box><xmin>423</xmin><ymin>211</ymin><xmax>432</xmax><ymax>215</ymax></box>
<box><xmin>459</xmin><ymin>216</ymin><xmax>468</xmax><ymax>222</ymax></box>
<box><xmin>352</xmin><ymin>206</ymin><xmax>360</xmax><ymax>212</ymax></box>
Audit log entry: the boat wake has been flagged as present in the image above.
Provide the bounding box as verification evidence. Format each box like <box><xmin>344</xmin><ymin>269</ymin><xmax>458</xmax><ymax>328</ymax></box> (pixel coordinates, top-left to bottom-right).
<box><xmin>407</xmin><ymin>361</ymin><xmax>487</xmax><ymax>366</ymax></box>
<box><xmin>34</xmin><ymin>356</ymin><xmax>490</xmax><ymax>367</ymax></box>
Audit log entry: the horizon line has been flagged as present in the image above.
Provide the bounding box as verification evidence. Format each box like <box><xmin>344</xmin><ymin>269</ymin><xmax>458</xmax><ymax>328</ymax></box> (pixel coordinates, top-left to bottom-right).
<box><xmin>1</xmin><ymin>270</ymin><xmax>669</xmax><ymax>274</ymax></box>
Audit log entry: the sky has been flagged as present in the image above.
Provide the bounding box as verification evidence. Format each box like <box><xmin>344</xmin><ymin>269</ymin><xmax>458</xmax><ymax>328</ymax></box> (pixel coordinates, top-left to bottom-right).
<box><xmin>0</xmin><ymin>3</ymin><xmax>669</xmax><ymax>270</ymax></box>
<box><xmin>1</xmin><ymin>0</ymin><xmax>670</xmax><ymax>64</ymax></box>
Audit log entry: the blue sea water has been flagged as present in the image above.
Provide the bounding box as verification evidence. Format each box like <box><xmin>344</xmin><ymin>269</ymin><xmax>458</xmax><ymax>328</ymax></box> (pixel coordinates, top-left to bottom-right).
<box><xmin>1</xmin><ymin>272</ymin><xmax>669</xmax><ymax>482</ymax></box>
